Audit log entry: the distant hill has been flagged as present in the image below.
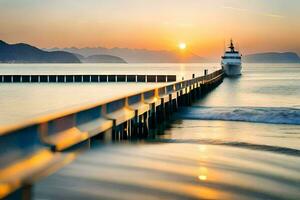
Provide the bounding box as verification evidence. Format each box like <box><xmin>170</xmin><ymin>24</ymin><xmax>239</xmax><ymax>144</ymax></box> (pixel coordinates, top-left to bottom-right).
<box><xmin>0</xmin><ymin>40</ymin><xmax>80</xmax><ymax>63</ymax></box>
<box><xmin>43</xmin><ymin>45</ymin><xmax>300</xmax><ymax>64</ymax></box>
<box><xmin>46</xmin><ymin>47</ymin><xmax>209</xmax><ymax>63</ymax></box>
<box><xmin>78</xmin><ymin>54</ymin><xmax>127</xmax><ymax>63</ymax></box>
<box><xmin>243</xmin><ymin>52</ymin><xmax>300</xmax><ymax>63</ymax></box>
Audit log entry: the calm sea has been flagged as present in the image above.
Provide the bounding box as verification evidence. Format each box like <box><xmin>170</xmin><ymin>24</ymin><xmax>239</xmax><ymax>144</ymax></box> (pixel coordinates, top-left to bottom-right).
<box><xmin>1</xmin><ymin>63</ymin><xmax>300</xmax><ymax>199</ymax></box>
<box><xmin>0</xmin><ymin>63</ymin><xmax>218</xmax><ymax>127</ymax></box>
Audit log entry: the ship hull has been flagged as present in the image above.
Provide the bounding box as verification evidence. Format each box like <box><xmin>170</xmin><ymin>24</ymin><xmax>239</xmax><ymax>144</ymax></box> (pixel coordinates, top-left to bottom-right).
<box><xmin>223</xmin><ymin>63</ymin><xmax>242</xmax><ymax>76</ymax></box>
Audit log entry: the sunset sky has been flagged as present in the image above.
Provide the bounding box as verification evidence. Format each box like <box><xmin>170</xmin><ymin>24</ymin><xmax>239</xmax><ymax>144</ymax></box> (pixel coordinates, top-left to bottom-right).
<box><xmin>0</xmin><ymin>0</ymin><xmax>299</xmax><ymax>57</ymax></box>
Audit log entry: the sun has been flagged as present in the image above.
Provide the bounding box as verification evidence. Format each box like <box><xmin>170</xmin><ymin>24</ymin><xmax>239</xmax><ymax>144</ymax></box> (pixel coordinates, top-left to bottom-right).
<box><xmin>178</xmin><ymin>42</ymin><xmax>187</xmax><ymax>50</ymax></box>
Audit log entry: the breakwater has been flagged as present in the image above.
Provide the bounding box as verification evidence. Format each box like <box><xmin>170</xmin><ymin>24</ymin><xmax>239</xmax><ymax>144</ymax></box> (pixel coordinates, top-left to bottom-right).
<box><xmin>0</xmin><ymin>74</ymin><xmax>176</xmax><ymax>83</ymax></box>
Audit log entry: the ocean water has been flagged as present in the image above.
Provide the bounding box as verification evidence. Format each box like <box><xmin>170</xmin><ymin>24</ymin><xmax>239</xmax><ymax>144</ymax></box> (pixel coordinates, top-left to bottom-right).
<box><xmin>0</xmin><ymin>63</ymin><xmax>219</xmax><ymax>76</ymax></box>
<box><xmin>0</xmin><ymin>63</ymin><xmax>218</xmax><ymax>127</ymax></box>
<box><xmin>32</xmin><ymin>63</ymin><xmax>300</xmax><ymax>200</ymax></box>
<box><xmin>153</xmin><ymin>63</ymin><xmax>300</xmax><ymax>199</ymax></box>
<box><xmin>159</xmin><ymin>63</ymin><xmax>300</xmax><ymax>199</ymax></box>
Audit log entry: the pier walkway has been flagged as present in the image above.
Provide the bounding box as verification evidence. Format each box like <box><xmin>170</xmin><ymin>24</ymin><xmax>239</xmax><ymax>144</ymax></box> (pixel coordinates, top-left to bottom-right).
<box><xmin>0</xmin><ymin>69</ymin><xmax>223</xmax><ymax>200</ymax></box>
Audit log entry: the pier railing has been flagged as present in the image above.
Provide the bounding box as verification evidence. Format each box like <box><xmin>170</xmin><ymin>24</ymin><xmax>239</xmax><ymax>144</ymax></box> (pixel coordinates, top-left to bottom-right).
<box><xmin>0</xmin><ymin>69</ymin><xmax>223</xmax><ymax>199</ymax></box>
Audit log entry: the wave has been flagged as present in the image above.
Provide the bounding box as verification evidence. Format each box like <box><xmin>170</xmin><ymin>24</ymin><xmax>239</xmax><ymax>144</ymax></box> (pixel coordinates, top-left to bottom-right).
<box><xmin>177</xmin><ymin>106</ymin><xmax>300</xmax><ymax>125</ymax></box>
<box><xmin>157</xmin><ymin>138</ymin><xmax>300</xmax><ymax>157</ymax></box>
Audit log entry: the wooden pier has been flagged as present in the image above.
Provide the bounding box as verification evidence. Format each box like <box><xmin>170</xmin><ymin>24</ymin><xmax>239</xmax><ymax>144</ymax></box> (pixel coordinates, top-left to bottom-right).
<box><xmin>0</xmin><ymin>69</ymin><xmax>223</xmax><ymax>200</ymax></box>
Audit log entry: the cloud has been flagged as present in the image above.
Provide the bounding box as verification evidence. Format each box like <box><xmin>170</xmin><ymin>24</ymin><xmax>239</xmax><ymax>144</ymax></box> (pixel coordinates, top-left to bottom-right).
<box><xmin>222</xmin><ymin>6</ymin><xmax>285</xmax><ymax>19</ymax></box>
<box><xmin>264</xmin><ymin>14</ymin><xmax>285</xmax><ymax>19</ymax></box>
<box><xmin>222</xmin><ymin>6</ymin><xmax>247</xmax><ymax>12</ymax></box>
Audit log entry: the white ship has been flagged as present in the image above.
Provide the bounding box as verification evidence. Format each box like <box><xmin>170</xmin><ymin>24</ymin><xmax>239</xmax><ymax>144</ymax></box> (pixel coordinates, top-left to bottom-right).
<box><xmin>221</xmin><ymin>39</ymin><xmax>242</xmax><ymax>76</ymax></box>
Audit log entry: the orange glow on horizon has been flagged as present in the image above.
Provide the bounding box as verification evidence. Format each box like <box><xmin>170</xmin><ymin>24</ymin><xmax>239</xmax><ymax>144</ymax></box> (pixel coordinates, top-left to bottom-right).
<box><xmin>1</xmin><ymin>0</ymin><xmax>299</xmax><ymax>57</ymax></box>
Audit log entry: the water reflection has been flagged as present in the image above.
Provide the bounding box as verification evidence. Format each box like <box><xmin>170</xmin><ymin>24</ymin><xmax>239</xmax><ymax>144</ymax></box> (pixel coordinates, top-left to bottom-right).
<box><xmin>198</xmin><ymin>167</ymin><xmax>208</xmax><ymax>181</ymax></box>
<box><xmin>34</xmin><ymin>119</ymin><xmax>300</xmax><ymax>199</ymax></box>
<box><xmin>34</xmin><ymin>140</ymin><xmax>300</xmax><ymax>200</ymax></box>
<box><xmin>32</xmin><ymin>64</ymin><xmax>300</xmax><ymax>199</ymax></box>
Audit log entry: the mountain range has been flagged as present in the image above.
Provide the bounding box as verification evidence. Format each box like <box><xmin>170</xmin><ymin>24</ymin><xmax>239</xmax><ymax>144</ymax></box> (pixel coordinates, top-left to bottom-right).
<box><xmin>77</xmin><ymin>54</ymin><xmax>127</xmax><ymax>63</ymax></box>
<box><xmin>0</xmin><ymin>40</ymin><xmax>126</xmax><ymax>63</ymax></box>
<box><xmin>46</xmin><ymin>47</ymin><xmax>209</xmax><ymax>63</ymax></box>
<box><xmin>0</xmin><ymin>40</ymin><xmax>80</xmax><ymax>63</ymax></box>
<box><xmin>1</xmin><ymin>40</ymin><xmax>299</xmax><ymax>63</ymax></box>
<box><xmin>243</xmin><ymin>52</ymin><xmax>300</xmax><ymax>63</ymax></box>
<box><xmin>47</xmin><ymin>47</ymin><xmax>300</xmax><ymax>63</ymax></box>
